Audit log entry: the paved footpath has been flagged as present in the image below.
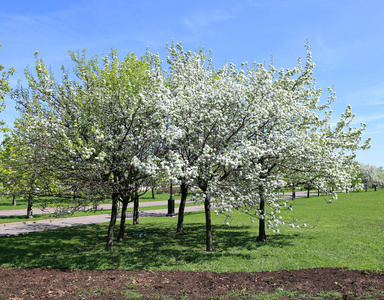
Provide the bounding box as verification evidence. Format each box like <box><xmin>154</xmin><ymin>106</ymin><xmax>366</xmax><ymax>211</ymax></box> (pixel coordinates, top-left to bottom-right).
<box><xmin>0</xmin><ymin>191</ymin><xmax>318</xmax><ymax>237</ymax></box>
<box><xmin>0</xmin><ymin>199</ymin><xmax>209</xmax><ymax>237</ymax></box>
<box><xmin>0</xmin><ymin>199</ymin><xmax>185</xmax><ymax>217</ymax></box>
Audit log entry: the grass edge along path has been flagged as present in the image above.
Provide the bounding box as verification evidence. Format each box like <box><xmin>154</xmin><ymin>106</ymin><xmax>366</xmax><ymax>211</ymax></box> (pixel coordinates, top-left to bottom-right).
<box><xmin>0</xmin><ymin>191</ymin><xmax>185</xmax><ymax>211</ymax></box>
<box><xmin>0</xmin><ymin>202</ymin><xmax>202</xmax><ymax>224</ymax></box>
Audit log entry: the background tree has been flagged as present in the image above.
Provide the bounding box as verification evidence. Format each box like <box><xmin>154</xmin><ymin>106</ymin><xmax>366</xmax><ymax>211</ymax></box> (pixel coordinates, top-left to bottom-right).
<box><xmin>0</xmin><ymin>43</ymin><xmax>15</xmax><ymax>131</ymax></box>
<box><xmin>0</xmin><ymin>42</ymin><xmax>16</xmax><ymax>191</ymax></box>
<box><xmin>0</xmin><ymin>137</ymin><xmax>20</xmax><ymax>205</ymax></box>
<box><xmin>359</xmin><ymin>163</ymin><xmax>384</xmax><ymax>191</ymax></box>
<box><xmin>1</xmin><ymin>121</ymin><xmax>63</xmax><ymax>218</ymax></box>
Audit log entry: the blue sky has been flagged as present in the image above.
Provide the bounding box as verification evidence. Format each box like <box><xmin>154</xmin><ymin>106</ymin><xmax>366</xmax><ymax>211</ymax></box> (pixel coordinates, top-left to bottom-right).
<box><xmin>1</xmin><ymin>0</ymin><xmax>383</xmax><ymax>166</ymax></box>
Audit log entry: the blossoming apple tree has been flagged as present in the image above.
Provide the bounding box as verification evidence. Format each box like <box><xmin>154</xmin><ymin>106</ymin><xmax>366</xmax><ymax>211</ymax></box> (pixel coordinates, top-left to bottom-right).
<box><xmin>162</xmin><ymin>43</ymin><xmax>267</xmax><ymax>251</ymax></box>
<box><xmin>208</xmin><ymin>45</ymin><xmax>370</xmax><ymax>242</ymax></box>
<box><xmin>163</xmin><ymin>43</ymin><xmax>370</xmax><ymax>249</ymax></box>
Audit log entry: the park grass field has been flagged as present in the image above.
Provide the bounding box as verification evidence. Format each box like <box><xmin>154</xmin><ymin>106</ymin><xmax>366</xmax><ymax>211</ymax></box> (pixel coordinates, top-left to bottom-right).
<box><xmin>0</xmin><ymin>189</ymin><xmax>383</xmax><ymax>273</ymax></box>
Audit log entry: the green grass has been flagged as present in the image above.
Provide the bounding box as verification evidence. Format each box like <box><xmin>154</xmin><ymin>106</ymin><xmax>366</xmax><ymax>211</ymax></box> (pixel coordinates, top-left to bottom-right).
<box><xmin>0</xmin><ymin>190</ymin><xmax>383</xmax><ymax>272</ymax></box>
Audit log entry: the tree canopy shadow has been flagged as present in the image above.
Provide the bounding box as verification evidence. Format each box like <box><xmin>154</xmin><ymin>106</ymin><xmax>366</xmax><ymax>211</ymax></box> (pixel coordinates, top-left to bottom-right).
<box><xmin>0</xmin><ymin>214</ymin><xmax>309</xmax><ymax>271</ymax></box>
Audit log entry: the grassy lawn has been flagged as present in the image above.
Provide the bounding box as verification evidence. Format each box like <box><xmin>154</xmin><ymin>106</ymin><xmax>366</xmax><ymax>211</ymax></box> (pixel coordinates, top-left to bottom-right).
<box><xmin>0</xmin><ymin>190</ymin><xmax>383</xmax><ymax>272</ymax></box>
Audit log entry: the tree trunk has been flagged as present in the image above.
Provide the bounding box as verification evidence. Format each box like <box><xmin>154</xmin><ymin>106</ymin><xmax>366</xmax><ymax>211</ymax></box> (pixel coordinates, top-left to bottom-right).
<box><xmin>374</xmin><ymin>185</ymin><xmax>377</xmax><ymax>192</ymax></box>
<box><xmin>176</xmin><ymin>182</ymin><xmax>188</xmax><ymax>233</ymax></box>
<box><xmin>106</xmin><ymin>191</ymin><xmax>119</xmax><ymax>251</ymax></box>
<box><xmin>26</xmin><ymin>194</ymin><xmax>33</xmax><ymax>218</ymax></box>
<box><xmin>118</xmin><ymin>198</ymin><xmax>129</xmax><ymax>242</ymax></box>
<box><xmin>12</xmin><ymin>195</ymin><xmax>17</xmax><ymax>206</ymax></box>
<box><xmin>204</xmin><ymin>193</ymin><xmax>214</xmax><ymax>251</ymax></box>
<box><xmin>151</xmin><ymin>186</ymin><xmax>155</xmax><ymax>199</ymax></box>
<box><xmin>256</xmin><ymin>185</ymin><xmax>267</xmax><ymax>242</ymax></box>
<box><xmin>307</xmin><ymin>187</ymin><xmax>310</xmax><ymax>198</ymax></box>
<box><xmin>133</xmin><ymin>190</ymin><xmax>139</xmax><ymax>225</ymax></box>
<box><xmin>318</xmin><ymin>189</ymin><xmax>320</xmax><ymax>197</ymax></box>
<box><xmin>292</xmin><ymin>185</ymin><xmax>296</xmax><ymax>200</ymax></box>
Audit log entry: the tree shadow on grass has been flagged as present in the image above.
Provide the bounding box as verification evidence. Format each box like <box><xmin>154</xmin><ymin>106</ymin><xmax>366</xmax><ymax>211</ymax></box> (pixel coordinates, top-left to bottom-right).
<box><xmin>114</xmin><ymin>221</ymin><xmax>305</xmax><ymax>270</ymax></box>
<box><xmin>0</xmin><ymin>214</ymin><xmax>308</xmax><ymax>271</ymax></box>
<box><xmin>0</xmin><ymin>224</ymin><xmax>106</xmax><ymax>268</ymax></box>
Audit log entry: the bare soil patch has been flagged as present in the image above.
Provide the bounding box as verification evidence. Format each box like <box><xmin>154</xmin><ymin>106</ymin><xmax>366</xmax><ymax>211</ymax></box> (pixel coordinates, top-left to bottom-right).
<box><xmin>0</xmin><ymin>267</ymin><xmax>383</xmax><ymax>299</ymax></box>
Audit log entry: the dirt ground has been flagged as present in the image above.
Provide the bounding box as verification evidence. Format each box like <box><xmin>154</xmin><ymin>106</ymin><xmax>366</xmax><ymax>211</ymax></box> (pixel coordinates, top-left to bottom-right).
<box><xmin>0</xmin><ymin>267</ymin><xmax>383</xmax><ymax>299</ymax></box>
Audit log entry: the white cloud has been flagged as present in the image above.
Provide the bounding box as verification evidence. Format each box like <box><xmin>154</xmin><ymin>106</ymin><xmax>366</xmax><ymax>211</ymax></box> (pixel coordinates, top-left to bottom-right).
<box><xmin>182</xmin><ymin>9</ymin><xmax>234</xmax><ymax>32</ymax></box>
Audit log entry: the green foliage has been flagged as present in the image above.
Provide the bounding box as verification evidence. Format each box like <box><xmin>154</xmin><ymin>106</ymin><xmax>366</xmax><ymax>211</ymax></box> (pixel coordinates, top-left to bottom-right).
<box><xmin>0</xmin><ymin>43</ymin><xmax>15</xmax><ymax>129</ymax></box>
<box><xmin>0</xmin><ymin>190</ymin><xmax>382</xmax><ymax>271</ymax></box>
<box><xmin>0</xmin><ymin>44</ymin><xmax>16</xmax><ymax>193</ymax></box>
<box><xmin>0</xmin><ymin>130</ymin><xmax>64</xmax><ymax>218</ymax></box>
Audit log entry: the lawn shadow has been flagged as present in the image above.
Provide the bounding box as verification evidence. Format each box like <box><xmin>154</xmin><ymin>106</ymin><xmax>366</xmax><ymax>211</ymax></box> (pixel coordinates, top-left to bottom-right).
<box><xmin>0</xmin><ymin>223</ymin><xmax>106</xmax><ymax>268</ymax></box>
<box><xmin>0</xmin><ymin>213</ymin><xmax>308</xmax><ymax>271</ymax></box>
<box><xmin>109</xmin><ymin>218</ymin><xmax>304</xmax><ymax>270</ymax></box>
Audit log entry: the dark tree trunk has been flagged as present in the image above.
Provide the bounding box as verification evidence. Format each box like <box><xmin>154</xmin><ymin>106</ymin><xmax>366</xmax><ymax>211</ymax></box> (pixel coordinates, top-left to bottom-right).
<box><xmin>204</xmin><ymin>193</ymin><xmax>214</xmax><ymax>251</ymax></box>
<box><xmin>118</xmin><ymin>198</ymin><xmax>129</xmax><ymax>242</ymax></box>
<box><xmin>12</xmin><ymin>195</ymin><xmax>17</xmax><ymax>206</ymax></box>
<box><xmin>256</xmin><ymin>185</ymin><xmax>267</xmax><ymax>242</ymax></box>
<box><xmin>307</xmin><ymin>187</ymin><xmax>310</xmax><ymax>198</ymax></box>
<box><xmin>374</xmin><ymin>185</ymin><xmax>377</xmax><ymax>192</ymax></box>
<box><xmin>292</xmin><ymin>185</ymin><xmax>296</xmax><ymax>200</ymax></box>
<box><xmin>176</xmin><ymin>182</ymin><xmax>188</xmax><ymax>233</ymax></box>
<box><xmin>72</xmin><ymin>190</ymin><xmax>78</xmax><ymax>206</ymax></box>
<box><xmin>318</xmin><ymin>189</ymin><xmax>320</xmax><ymax>197</ymax></box>
<box><xmin>106</xmin><ymin>191</ymin><xmax>119</xmax><ymax>251</ymax></box>
<box><xmin>151</xmin><ymin>186</ymin><xmax>155</xmax><ymax>199</ymax></box>
<box><xmin>26</xmin><ymin>195</ymin><xmax>33</xmax><ymax>218</ymax></box>
<box><xmin>133</xmin><ymin>190</ymin><xmax>139</xmax><ymax>225</ymax></box>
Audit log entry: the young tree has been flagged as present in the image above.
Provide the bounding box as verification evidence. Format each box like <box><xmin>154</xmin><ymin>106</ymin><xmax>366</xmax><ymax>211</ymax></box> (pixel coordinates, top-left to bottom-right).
<box><xmin>12</xmin><ymin>49</ymin><xmax>168</xmax><ymax>250</ymax></box>
<box><xmin>212</xmin><ymin>45</ymin><xmax>370</xmax><ymax>241</ymax></box>
<box><xmin>163</xmin><ymin>43</ymin><xmax>258</xmax><ymax>251</ymax></box>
